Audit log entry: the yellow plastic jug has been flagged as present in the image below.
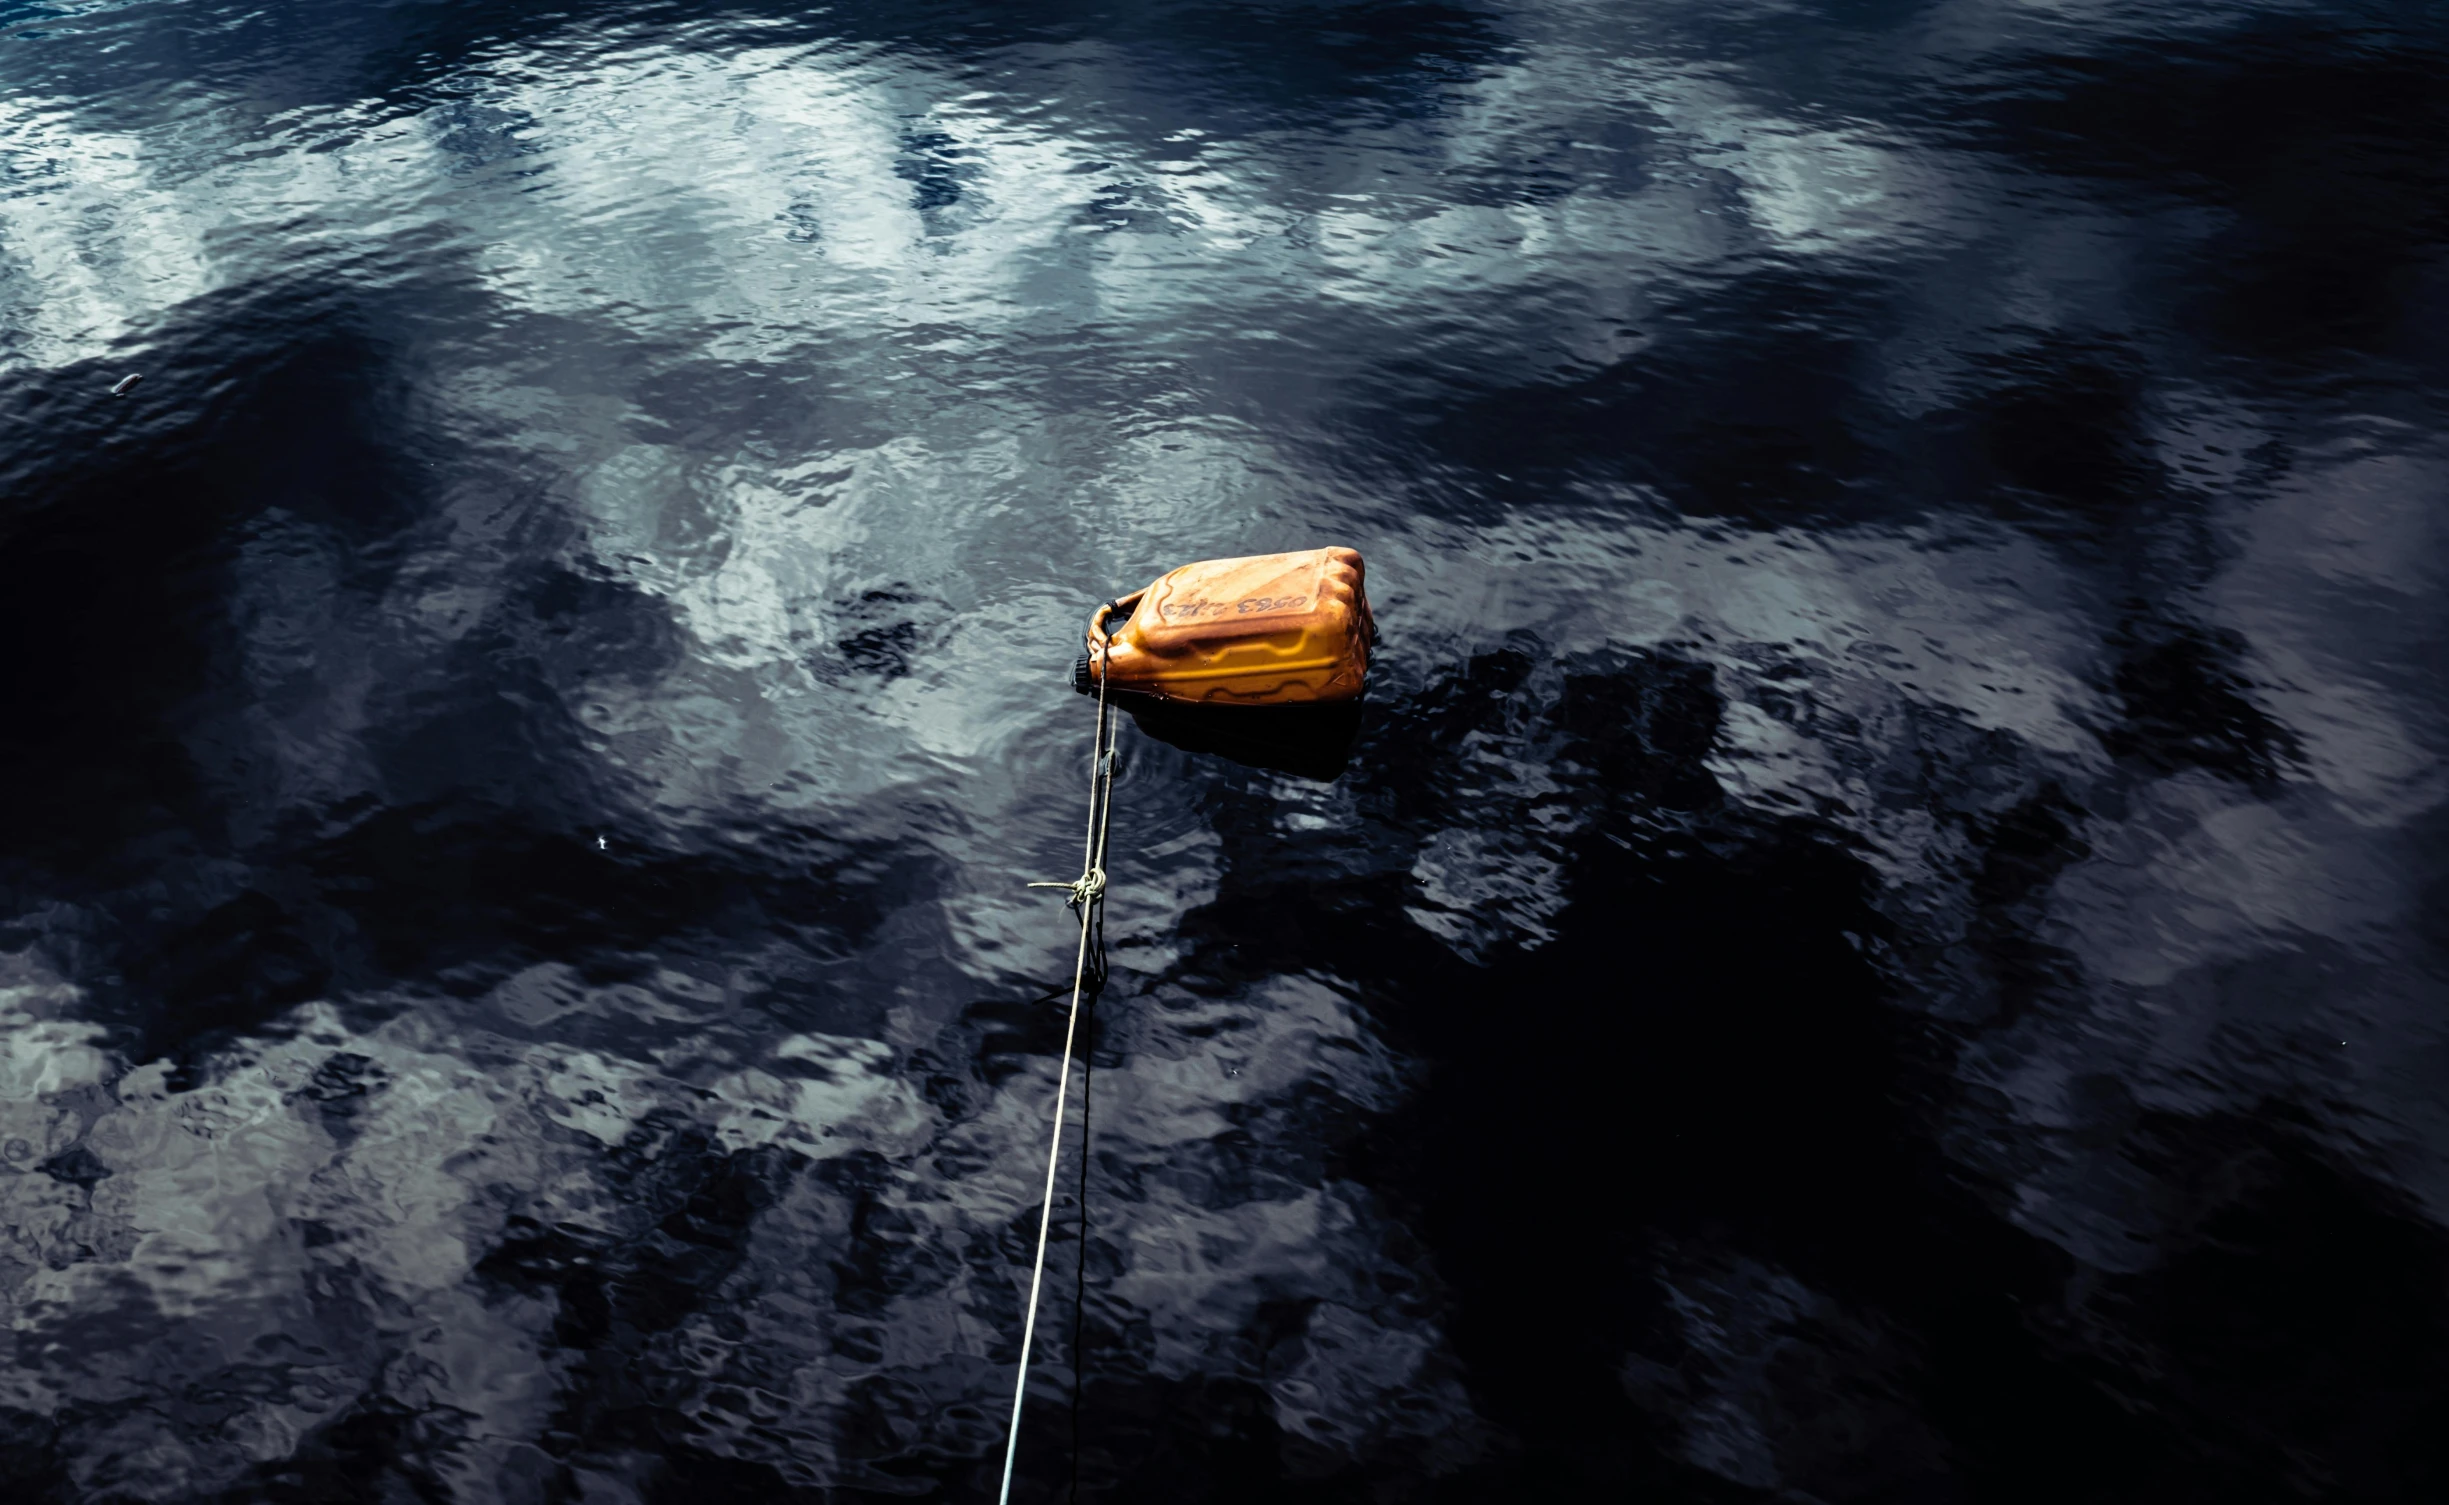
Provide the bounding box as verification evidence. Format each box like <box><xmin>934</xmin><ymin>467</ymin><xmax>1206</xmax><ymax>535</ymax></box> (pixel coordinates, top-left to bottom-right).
<box><xmin>1073</xmin><ymin>547</ymin><xmax>1374</xmax><ymax>705</ymax></box>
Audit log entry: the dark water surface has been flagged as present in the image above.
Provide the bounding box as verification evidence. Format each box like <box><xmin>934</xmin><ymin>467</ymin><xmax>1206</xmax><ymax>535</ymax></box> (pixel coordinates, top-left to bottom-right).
<box><xmin>4</xmin><ymin>1</ymin><xmax>2447</xmax><ymax>1499</ymax></box>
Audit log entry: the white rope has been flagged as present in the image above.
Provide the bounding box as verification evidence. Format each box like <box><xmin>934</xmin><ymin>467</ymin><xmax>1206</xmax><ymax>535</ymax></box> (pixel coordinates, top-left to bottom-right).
<box><xmin>999</xmin><ymin>630</ymin><xmax>1118</xmax><ymax>1505</ymax></box>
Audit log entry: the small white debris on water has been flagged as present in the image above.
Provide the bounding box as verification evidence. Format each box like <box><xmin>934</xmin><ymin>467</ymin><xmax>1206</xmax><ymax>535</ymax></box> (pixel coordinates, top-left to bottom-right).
<box><xmin>110</xmin><ymin>373</ymin><xmax>142</xmax><ymax>395</ymax></box>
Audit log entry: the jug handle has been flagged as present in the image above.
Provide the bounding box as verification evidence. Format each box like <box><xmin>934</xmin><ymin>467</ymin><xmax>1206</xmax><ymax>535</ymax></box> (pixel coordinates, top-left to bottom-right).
<box><xmin>1084</xmin><ymin>589</ymin><xmax>1146</xmax><ymax>650</ymax></box>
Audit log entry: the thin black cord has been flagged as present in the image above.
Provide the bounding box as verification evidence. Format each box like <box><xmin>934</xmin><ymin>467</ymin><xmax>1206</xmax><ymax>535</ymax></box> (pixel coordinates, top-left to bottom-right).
<box><xmin>1070</xmin><ymin>627</ymin><xmax>1121</xmax><ymax>1504</ymax></box>
<box><xmin>1069</xmin><ymin>924</ymin><xmax>1099</xmax><ymax>1505</ymax></box>
<box><xmin>1007</xmin><ymin>611</ymin><xmax>1116</xmax><ymax>1505</ymax></box>
<box><xmin>1068</xmin><ymin>700</ymin><xmax>1113</xmax><ymax>1505</ymax></box>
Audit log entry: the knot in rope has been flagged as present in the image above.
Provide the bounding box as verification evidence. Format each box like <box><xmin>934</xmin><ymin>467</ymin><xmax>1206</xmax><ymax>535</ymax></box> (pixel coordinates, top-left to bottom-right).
<box><xmin>1027</xmin><ymin>866</ymin><xmax>1107</xmax><ymax>908</ymax></box>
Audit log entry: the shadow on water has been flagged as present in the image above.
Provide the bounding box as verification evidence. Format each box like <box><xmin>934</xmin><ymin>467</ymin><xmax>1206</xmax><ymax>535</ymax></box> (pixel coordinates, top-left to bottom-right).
<box><xmin>1041</xmin><ymin>646</ymin><xmax>2449</xmax><ymax>1503</ymax></box>
<box><xmin>1121</xmin><ymin>699</ymin><xmax>1366</xmax><ymax>783</ymax></box>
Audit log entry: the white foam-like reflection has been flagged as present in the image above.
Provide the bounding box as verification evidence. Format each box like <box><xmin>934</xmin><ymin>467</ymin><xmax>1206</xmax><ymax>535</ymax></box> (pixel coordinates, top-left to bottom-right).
<box><xmin>0</xmin><ymin>98</ymin><xmax>219</xmax><ymax>372</ymax></box>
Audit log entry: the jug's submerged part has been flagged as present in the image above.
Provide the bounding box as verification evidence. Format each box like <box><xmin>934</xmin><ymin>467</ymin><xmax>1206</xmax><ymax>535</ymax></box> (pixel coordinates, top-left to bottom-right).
<box><xmin>1076</xmin><ymin>547</ymin><xmax>1372</xmax><ymax>705</ymax></box>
